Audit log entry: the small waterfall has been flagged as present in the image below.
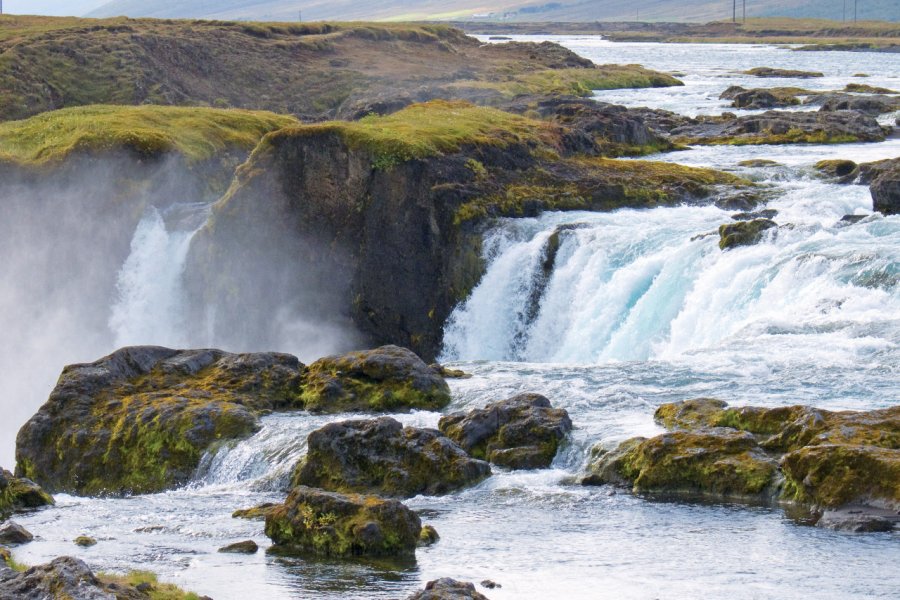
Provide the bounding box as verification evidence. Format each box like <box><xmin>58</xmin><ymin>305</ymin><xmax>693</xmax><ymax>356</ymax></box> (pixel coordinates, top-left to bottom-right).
<box><xmin>109</xmin><ymin>203</ymin><xmax>210</xmax><ymax>349</ymax></box>
<box><xmin>441</xmin><ymin>184</ymin><xmax>900</xmax><ymax>366</ymax></box>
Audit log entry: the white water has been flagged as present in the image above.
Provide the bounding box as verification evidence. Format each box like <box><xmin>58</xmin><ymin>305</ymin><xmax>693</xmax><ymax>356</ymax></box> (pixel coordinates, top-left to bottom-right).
<box><xmin>109</xmin><ymin>204</ymin><xmax>209</xmax><ymax>349</ymax></box>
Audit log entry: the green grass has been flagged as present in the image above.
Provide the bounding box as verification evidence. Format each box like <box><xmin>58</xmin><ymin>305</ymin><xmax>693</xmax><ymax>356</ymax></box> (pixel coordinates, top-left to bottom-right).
<box><xmin>98</xmin><ymin>571</ymin><xmax>200</xmax><ymax>600</ymax></box>
<box><xmin>0</xmin><ymin>105</ymin><xmax>298</xmax><ymax>166</ymax></box>
<box><xmin>264</xmin><ymin>100</ymin><xmax>557</xmax><ymax>169</ymax></box>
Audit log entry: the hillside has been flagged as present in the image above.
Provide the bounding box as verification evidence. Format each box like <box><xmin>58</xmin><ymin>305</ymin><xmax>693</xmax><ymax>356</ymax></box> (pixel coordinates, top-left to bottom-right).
<box><xmin>0</xmin><ymin>15</ymin><xmax>680</xmax><ymax>123</ymax></box>
<box><xmin>86</xmin><ymin>0</ymin><xmax>900</xmax><ymax>23</ymax></box>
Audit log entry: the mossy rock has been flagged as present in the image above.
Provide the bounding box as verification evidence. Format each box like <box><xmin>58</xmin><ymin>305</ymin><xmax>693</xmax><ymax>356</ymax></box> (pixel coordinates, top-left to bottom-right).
<box><xmin>408</xmin><ymin>579</ymin><xmax>491</xmax><ymax>600</ymax></box>
<box><xmin>718</xmin><ymin>219</ymin><xmax>777</xmax><ymax>250</ymax></box>
<box><xmin>0</xmin><ymin>468</ymin><xmax>53</xmax><ymax>520</ymax></box>
<box><xmin>265</xmin><ymin>485</ymin><xmax>421</xmax><ymax>558</ymax></box>
<box><xmin>232</xmin><ymin>503</ymin><xmax>279</xmax><ymax>520</ymax></box>
<box><xmin>737</xmin><ymin>159</ymin><xmax>781</xmax><ymax>168</ymax></box>
<box><xmin>15</xmin><ymin>346</ymin><xmax>306</xmax><ymax>496</ymax></box>
<box><xmin>438</xmin><ymin>393</ymin><xmax>573</xmax><ymax>469</ymax></box>
<box><xmin>293</xmin><ymin>417</ymin><xmax>491</xmax><ymax>498</ymax></box>
<box><xmin>781</xmin><ymin>445</ymin><xmax>900</xmax><ymax>510</ymax></box>
<box><xmin>743</xmin><ymin>67</ymin><xmax>824</xmax><ymax>78</ymax></box>
<box><xmin>300</xmin><ymin>345</ymin><xmax>452</xmax><ymax>413</ymax></box>
<box><xmin>583</xmin><ymin>430</ymin><xmax>779</xmax><ymax>499</ymax></box>
<box><xmin>814</xmin><ymin>159</ymin><xmax>859</xmax><ymax>182</ymax></box>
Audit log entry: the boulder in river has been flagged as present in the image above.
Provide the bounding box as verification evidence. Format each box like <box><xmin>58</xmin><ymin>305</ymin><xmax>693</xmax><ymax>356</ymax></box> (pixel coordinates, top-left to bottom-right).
<box><xmin>438</xmin><ymin>393</ymin><xmax>573</xmax><ymax>469</ymax></box>
<box><xmin>218</xmin><ymin>540</ymin><xmax>259</xmax><ymax>554</ymax></box>
<box><xmin>407</xmin><ymin>578</ymin><xmax>491</xmax><ymax>600</ymax></box>
<box><xmin>743</xmin><ymin>67</ymin><xmax>824</xmax><ymax>78</ymax></box>
<box><xmin>860</xmin><ymin>158</ymin><xmax>900</xmax><ymax>215</ymax></box>
<box><xmin>301</xmin><ymin>346</ymin><xmax>452</xmax><ymax>413</ymax></box>
<box><xmin>718</xmin><ymin>219</ymin><xmax>777</xmax><ymax>250</ymax></box>
<box><xmin>265</xmin><ymin>486</ymin><xmax>421</xmax><ymax>558</ymax></box>
<box><xmin>588</xmin><ymin>398</ymin><xmax>899</xmax><ymax>531</ymax></box>
<box><xmin>0</xmin><ymin>522</ymin><xmax>33</xmax><ymax>546</ymax></box>
<box><xmin>293</xmin><ymin>417</ymin><xmax>491</xmax><ymax>497</ymax></box>
<box><xmin>0</xmin><ymin>468</ymin><xmax>53</xmax><ymax>518</ymax></box>
<box><xmin>814</xmin><ymin>159</ymin><xmax>859</xmax><ymax>182</ymax></box>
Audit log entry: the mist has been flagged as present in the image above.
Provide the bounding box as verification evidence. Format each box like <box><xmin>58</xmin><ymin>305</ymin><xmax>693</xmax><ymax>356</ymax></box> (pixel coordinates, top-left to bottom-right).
<box><xmin>0</xmin><ymin>156</ymin><xmax>362</xmax><ymax>470</ymax></box>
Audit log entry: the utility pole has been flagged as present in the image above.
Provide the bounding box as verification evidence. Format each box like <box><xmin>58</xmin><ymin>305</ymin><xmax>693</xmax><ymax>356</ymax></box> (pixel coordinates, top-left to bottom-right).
<box><xmin>854</xmin><ymin>0</ymin><xmax>858</xmax><ymax>23</ymax></box>
<box><xmin>843</xmin><ymin>0</ymin><xmax>847</xmax><ymax>22</ymax></box>
<box><xmin>733</xmin><ymin>0</ymin><xmax>736</xmax><ymax>23</ymax></box>
<box><xmin>299</xmin><ymin>10</ymin><xmax>302</xmax><ymax>22</ymax></box>
<box><xmin>743</xmin><ymin>0</ymin><xmax>746</xmax><ymax>23</ymax></box>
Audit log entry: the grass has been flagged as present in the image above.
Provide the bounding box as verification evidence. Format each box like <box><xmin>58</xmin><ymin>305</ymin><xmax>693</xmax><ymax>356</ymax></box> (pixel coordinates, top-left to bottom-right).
<box><xmin>460</xmin><ymin>66</ymin><xmax>683</xmax><ymax>98</ymax></box>
<box><xmin>98</xmin><ymin>571</ymin><xmax>200</xmax><ymax>600</ymax></box>
<box><xmin>0</xmin><ymin>105</ymin><xmax>298</xmax><ymax>166</ymax></box>
<box><xmin>264</xmin><ymin>100</ymin><xmax>558</xmax><ymax>169</ymax></box>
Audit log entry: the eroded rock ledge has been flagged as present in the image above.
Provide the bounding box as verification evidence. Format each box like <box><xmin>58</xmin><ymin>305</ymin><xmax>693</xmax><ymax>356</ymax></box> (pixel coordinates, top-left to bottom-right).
<box><xmin>584</xmin><ymin>398</ymin><xmax>899</xmax><ymax>532</ymax></box>
<box><xmin>15</xmin><ymin>344</ymin><xmax>450</xmax><ymax>496</ymax></box>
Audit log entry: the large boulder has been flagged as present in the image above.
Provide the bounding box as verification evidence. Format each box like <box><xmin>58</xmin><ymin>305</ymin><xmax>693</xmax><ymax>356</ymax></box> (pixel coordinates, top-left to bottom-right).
<box><xmin>438</xmin><ymin>393</ymin><xmax>572</xmax><ymax>469</ymax></box>
<box><xmin>719</xmin><ymin>86</ymin><xmax>804</xmax><ymax>109</ymax></box>
<box><xmin>293</xmin><ymin>417</ymin><xmax>491</xmax><ymax>497</ymax></box>
<box><xmin>301</xmin><ymin>346</ymin><xmax>452</xmax><ymax>413</ymax></box>
<box><xmin>814</xmin><ymin>93</ymin><xmax>900</xmax><ymax>116</ymax></box>
<box><xmin>265</xmin><ymin>486</ymin><xmax>422</xmax><ymax>558</ymax></box>
<box><xmin>860</xmin><ymin>158</ymin><xmax>900</xmax><ymax>215</ymax></box>
<box><xmin>407</xmin><ymin>579</ymin><xmax>491</xmax><ymax>600</ymax></box>
<box><xmin>718</xmin><ymin>219</ymin><xmax>777</xmax><ymax>250</ymax></box>
<box><xmin>583</xmin><ymin>429</ymin><xmax>780</xmax><ymax>499</ymax></box>
<box><xmin>15</xmin><ymin>346</ymin><xmax>304</xmax><ymax>495</ymax></box>
<box><xmin>0</xmin><ymin>522</ymin><xmax>33</xmax><ymax>545</ymax></box>
<box><xmin>630</xmin><ymin>399</ymin><xmax>900</xmax><ymax>529</ymax></box>
<box><xmin>0</xmin><ymin>468</ymin><xmax>53</xmax><ymax>519</ymax></box>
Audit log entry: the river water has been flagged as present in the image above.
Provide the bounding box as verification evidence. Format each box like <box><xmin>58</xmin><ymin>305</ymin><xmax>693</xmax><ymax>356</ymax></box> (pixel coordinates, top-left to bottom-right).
<box><xmin>10</xmin><ymin>39</ymin><xmax>900</xmax><ymax>599</ymax></box>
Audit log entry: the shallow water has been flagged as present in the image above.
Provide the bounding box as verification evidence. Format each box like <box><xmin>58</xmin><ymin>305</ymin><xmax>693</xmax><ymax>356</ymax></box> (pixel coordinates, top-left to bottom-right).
<box><xmin>9</xmin><ymin>37</ymin><xmax>900</xmax><ymax>599</ymax></box>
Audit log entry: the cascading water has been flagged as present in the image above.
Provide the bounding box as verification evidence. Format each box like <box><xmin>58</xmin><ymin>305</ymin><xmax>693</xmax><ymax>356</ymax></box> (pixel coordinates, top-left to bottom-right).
<box><xmin>442</xmin><ymin>179</ymin><xmax>900</xmax><ymax>367</ymax></box>
<box><xmin>108</xmin><ymin>203</ymin><xmax>210</xmax><ymax>349</ymax></box>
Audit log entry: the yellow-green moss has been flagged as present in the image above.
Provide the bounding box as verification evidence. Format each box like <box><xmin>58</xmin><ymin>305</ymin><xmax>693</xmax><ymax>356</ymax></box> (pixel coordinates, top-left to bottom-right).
<box><xmin>681</xmin><ymin>129</ymin><xmax>864</xmax><ymax>146</ymax></box>
<box><xmin>0</xmin><ymin>105</ymin><xmax>298</xmax><ymax>166</ymax></box>
<box><xmin>98</xmin><ymin>570</ymin><xmax>201</xmax><ymax>600</ymax></box>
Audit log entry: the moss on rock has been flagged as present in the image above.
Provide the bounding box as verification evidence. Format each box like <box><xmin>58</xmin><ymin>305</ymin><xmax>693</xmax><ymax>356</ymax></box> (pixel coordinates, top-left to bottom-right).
<box><xmin>265</xmin><ymin>485</ymin><xmax>421</xmax><ymax>558</ymax></box>
<box><xmin>300</xmin><ymin>345</ymin><xmax>452</xmax><ymax>413</ymax></box>
<box><xmin>719</xmin><ymin>219</ymin><xmax>777</xmax><ymax>250</ymax></box>
<box><xmin>814</xmin><ymin>159</ymin><xmax>859</xmax><ymax>182</ymax></box>
<box><xmin>0</xmin><ymin>468</ymin><xmax>53</xmax><ymax>520</ymax></box>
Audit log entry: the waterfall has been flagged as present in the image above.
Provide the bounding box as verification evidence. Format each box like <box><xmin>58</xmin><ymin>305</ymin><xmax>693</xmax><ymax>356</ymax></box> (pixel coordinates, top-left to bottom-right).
<box><xmin>109</xmin><ymin>203</ymin><xmax>209</xmax><ymax>349</ymax></box>
<box><xmin>441</xmin><ymin>185</ymin><xmax>900</xmax><ymax>366</ymax></box>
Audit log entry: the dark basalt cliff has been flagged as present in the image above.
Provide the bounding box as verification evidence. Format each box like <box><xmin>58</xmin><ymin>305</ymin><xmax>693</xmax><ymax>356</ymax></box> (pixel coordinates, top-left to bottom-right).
<box><xmin>185</xmin><ymin>100</ymin><xmax>748</xmax><ymax>360</ymax></box>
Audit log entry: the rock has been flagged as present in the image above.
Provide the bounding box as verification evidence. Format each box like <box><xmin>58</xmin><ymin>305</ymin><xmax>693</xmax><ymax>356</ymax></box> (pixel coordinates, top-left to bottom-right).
<box><xmin>813</xmin><ymin>93</ymin><xmax>900</xmax><ymax>116</ymax></box>
<box><xmin>718</xmin><ymin>219</ymin><xmax>777</xmax><ymax>250</ymax></box>
<box><xmin>418</xmin><ymin>524</ymin><xmax>440</xmax><ymax>546</ymax></box>
<box><xmin>839</xmin><ymin>214</ymin><xmax>867</xmax><ymax>225</ymax></box>
<box><xmin>407</xmin><ymin>578</ymin><xmax>491</xmax><ymax>600</ymax></box>
<box><xmin>0</xmin><ymin>546</ymin><xmax>9</xmax><ymax>564</ymax></box>
<box><xmin>429</xmin><ymin>364</ymin><xmax>472</xmax><ymax>379</ymax></box>
<box><xmin>719</xmin><ymin>86</ymin><xmax>803</xmax><ymax>109</ymax></box>
<box><xmin>673</xmin><ymin>109</ymin><xmax>887</xmax><ymax>145</ymax></box>
<box><xmin>16</xmin><ymin>346</ymin><xmax>306</xmax><ymax>495</ymax></box>
<box><xmin>232</xmin><ymin>503</ymin><xmax>278</xmax><ymax>520</ymax></box>
<box><xmin>0</xmin><ymin>556</ymin><xmax>113</xmax><ymax>600</ymax></box>
<box><xmin>731</xmin><ymin>209</ymin><xmax>778</xmax><ymax>221</ymax></box>
<box><xmin>218</xmin><ymin>540</ymin><xmax>259</xmax><ymax>554</ymax></box>
<box><xmin>743</xmin><ymin>67</ymin><xmax>824</xmax><ymax>78</ymax></box>
<box><xmin>860</xmin><ymin>158</ymin><xmax>900</xmax><ymax>215</ymax></box>
<box><xmin>0</xmin><ymin>468</ymin><xmax>53</xmax><ymax>518</ymax></box>
<box><xmin>301</xmin><ymin>346</ymin><xmax>452</xmax><ymax>413</ymax></box>
<box><xmin>583</xmin><ymin>429</ymin><xmax>779</xmax><ymax>499</ymax></box>
<box><xmin>265</xmin><ymin>486</ymin><xmax>421</xmax><ymax>558</ymax></box>
<box><xmin>293</xmin><ymin>417</ymin><xmax>491</xmax><ymax>497</ymax></box>
<box><xmin>844</xmin><ymin>83</ymin><xmax>895</xmax><ymax>94</ymax></box>
<box><xmin>816</xmin><ymin>507</ymin><xmax>897</xmax><ymax>532</ymax></box>
<box><xmin>74</xmin><ymin>536</ymin><xmax>97</xmax><ymax>547</ymax></box>
<box><xmin>814</xmin><ymin>159</ymin><xmax>859</xmax><ymax>182</ymax></box>
<box><xmin>480</xmin><ymin>580</ymin><xmax>501</xmax><ymax>589</ymax></box>
<box><xmin>438</xmin><ymin>393</ymin><xmax>573</xmax><ymax>469</ymax></box>
<box><xmin>737</xmin><ymin>159</ymin><xmax>780</xmax><ymax>168</ymax></box>
<box><xmin>0</xmin><ymin>522</ymin><xmax>33</xmax><ymax>545</ymax></box>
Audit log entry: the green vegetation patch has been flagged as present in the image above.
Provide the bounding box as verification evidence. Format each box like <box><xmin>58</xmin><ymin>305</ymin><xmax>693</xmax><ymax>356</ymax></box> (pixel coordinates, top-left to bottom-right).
<box><xmin>0</xmin><ymin>105</ymin><xmax>297</xmax><ymax>166</ymax></box>
<box><xmin>98</xmin><ymin>570</ymin><xmax>202</xmax><ymax>600</ymax></box>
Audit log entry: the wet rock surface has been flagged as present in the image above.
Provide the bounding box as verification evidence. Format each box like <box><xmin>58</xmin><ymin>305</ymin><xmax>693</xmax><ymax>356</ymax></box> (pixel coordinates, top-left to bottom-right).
<box><xmin>407</xmin><ymin>578</ymin><xmax>491</xmax><ymax>600</ymax></box>
<box><xmin>718</xmin><ymin>219</ymin><xmax>777</xmax><ymax>250</ymax></box>
<box><xmin>586</xmin><ymin>398</ymin><xmax>899</xmax><ymax>532</ymax></box>
<box><xmin>860</xmin><ymin>158</ymin><xmax>900</xmax><ymax>215</ymax></box>
<box><xmin>218</xmin><ymin>540</ymin><xmax>259</xmax><ymax>554</ymax></box>
<box><xmin>301</xmin><ymin>345</ymin><xmax>452</xmax><ymax>413</ymax></box>
<box><xmin>439</xmin><ymin>393</ymin><xmax>573</xmax><ymax>469</ymax></box>
<box><xmin>0</xmin><ymin>522</ymin><xmax>34</xmax><ymax>546</ymax></box>
<box><xmin>265</xmin><ymin>486</ymin><xmax>422</xmax><ymax>558</ymax></box>
<box><xmin>0</xmin><ymin>468</ymin><xmax>53</xmax><ymax>519</ymax></box>
<box><xmin>294</xmin><ymin>416</ymin><xmax>491</xmax><ymax>497</ymax></box>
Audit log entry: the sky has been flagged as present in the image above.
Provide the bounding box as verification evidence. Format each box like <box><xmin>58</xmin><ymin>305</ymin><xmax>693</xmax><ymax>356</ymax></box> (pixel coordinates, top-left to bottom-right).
<box><xmin>2</xmin><ymin>1</ymin><xmax>109</xmax><ymax>15</ymax></box>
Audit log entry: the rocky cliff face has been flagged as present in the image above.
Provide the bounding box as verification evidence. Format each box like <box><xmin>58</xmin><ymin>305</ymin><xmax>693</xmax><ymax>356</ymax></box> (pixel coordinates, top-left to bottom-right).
<box><xmin>186</xmin><ymin>101</ymin><xmax>749</xmax><ymax>360</ymax></box>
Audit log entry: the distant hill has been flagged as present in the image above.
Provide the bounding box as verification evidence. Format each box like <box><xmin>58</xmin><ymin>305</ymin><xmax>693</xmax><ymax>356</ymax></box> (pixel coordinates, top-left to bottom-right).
<box><xmin>87</xmin><ymin>0</ymin><xmax>899</xmax><ymax>23</ymax></box>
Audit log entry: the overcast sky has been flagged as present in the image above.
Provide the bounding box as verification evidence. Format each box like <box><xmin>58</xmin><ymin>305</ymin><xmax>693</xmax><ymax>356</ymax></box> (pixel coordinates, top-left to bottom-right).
<box><xmin>3</xmin><ymin>1</ymin><xmax>110</xmax><ymax>16</ymax></box>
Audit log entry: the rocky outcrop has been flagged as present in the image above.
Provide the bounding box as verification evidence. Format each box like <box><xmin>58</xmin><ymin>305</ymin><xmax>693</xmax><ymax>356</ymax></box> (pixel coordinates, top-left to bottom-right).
<box><xmin>719</xmin><ymin>86</ymin><xmax>803</xmax><ymax>109</ymax></box>
<box><xmin>814</xmin><ymin>159</ymin><xmax>859</xmax><ymax>182</ymax></box>
<box><xmin>265</xmin><ymin>486</ymin><xmax>422</xmax><ymax>558</ymax></box>
<box><xmin>438</xmin><ymin>393</ymin><xmax>573</xmax><ymax>469</ymax></box>
<box><xmin>672</xmin><ymin>110</ymin><xmax>887</xmax><ymax>145</ymax></box>
<box><xmin>15</xmin><ymin>346</ymin><xmax>297</xmax><ymax>496</ymax></box>
<box><xmin>812</xmin><ymin>93</ymin><xmax>900</xmax><ymax>116</ymax></box>
<box><xmin>293</xmin><ymin>417</ymin><xmax>491</xmax><ymax>497</ymax></box>
<box><xmin>586</xmin><ymin>398</ymin><xmax>900</xmax><ymax>531</ymax></box>
<box><xmin>718</xmin><ymin>219</ymin><xmax>777</xmax><ymax>250</ymax></box>
<box><xmin>860</xmin><ymin>158</ymin><xmax>900</xmax><ymax>215</ymax></box>
<box><xmin>0</xmin><ymin>469</ymin><xmax>53</xmax><ymax>519</ymax></box>
<box><xmin>743</xmin><ymin>67</ymin><xmax>823</xmax><ymax>78</ymax></box>
<box><xmin>301</xmin><ymin>346</ymin><xmax>451</xmax><ymax>412</ymax></box>
<box><xmin>0</xmin><ymin>556</ymin><xmax>201</xmax><ymax>600</ymax></box>
<box><xmin>407</xmin><ymin>579</ymin><xmax>491</xmax><ymax>600</ymax></box>
<box><xmin>185</xmin><ymin>101</ymin><xmax>749</xmax><ymax>360</ymax></box>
